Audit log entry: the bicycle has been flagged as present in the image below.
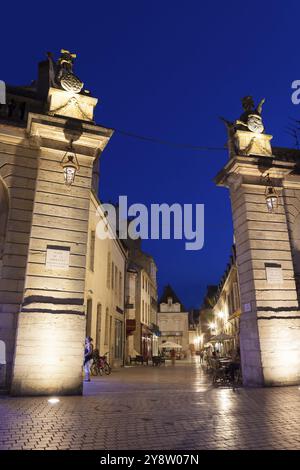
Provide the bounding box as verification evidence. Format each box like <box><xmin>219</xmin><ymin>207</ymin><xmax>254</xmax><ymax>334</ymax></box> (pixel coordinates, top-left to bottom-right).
<box><xmin>91</xmin><ymin>350</ymin><xmax>112</xmax><ymax>376</ymax></box>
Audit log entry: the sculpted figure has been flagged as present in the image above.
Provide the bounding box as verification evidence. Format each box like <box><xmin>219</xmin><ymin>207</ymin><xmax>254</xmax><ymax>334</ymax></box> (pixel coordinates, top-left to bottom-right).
<box><xmin>47</xmin><ymin>50</ymin><xmax>84</xmax><ymax>94</ymax></box>
<box><xmin>236</xmin><ymin>96</ymin><xmax>265</xmax><ymax>133</ymax></box>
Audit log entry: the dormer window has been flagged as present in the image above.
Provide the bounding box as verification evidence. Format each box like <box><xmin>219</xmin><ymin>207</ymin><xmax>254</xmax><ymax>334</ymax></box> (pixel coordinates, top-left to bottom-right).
<box><xmin>167</xmin><ymin>297</ymin><xmax>172</xmax><ymax>306</ymax></box>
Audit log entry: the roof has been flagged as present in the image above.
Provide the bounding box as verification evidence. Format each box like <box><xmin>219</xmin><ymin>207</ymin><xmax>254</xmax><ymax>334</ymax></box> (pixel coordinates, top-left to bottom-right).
<box><xmin>159</xmin><ymin>284</ymin><xmax>186</xmax><ymax>311</ymax></box>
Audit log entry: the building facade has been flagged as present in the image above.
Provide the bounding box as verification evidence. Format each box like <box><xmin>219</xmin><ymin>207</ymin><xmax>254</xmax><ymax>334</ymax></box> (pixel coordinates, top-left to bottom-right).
<box><xmin>200</xmin><ymin>248</ymin><xmax>241</xmax><ymax>355</ymax></box>
<box><xmin>158</xmin><ymin>285</ymin><xmax>189</xmax><ymax>354</ymax></box>
<box><xmin>85</xmin><ymin>193</ymin><xmax>127</xmax><ymax>368</ymax></box>
<box><xmin>125</xmin><ymin>238</ymin><xmax>159</xmax><ymax>362</ymax></box>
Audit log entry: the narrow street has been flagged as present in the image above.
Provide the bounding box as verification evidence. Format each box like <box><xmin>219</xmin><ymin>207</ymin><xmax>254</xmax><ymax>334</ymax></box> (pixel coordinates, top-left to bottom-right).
<box><xmin>0</xmin><ymin>360</ymin><xmax>300</xmax><ymax>450</ymax></box>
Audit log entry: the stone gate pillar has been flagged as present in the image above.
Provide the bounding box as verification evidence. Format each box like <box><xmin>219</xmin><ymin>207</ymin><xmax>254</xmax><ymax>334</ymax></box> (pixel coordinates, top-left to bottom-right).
<box><xmin>215</xmin><ymin>96</ymin><xmax>300</xmax><ymax>386</ymax></box>
<box><xmin>9</xmin><ymin>51</ymin><xmax>113</xmax><ymax>395</ymax></box>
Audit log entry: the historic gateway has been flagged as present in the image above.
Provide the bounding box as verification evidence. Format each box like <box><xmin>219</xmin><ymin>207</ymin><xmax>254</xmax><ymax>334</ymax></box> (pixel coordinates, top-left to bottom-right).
<box><xmin>0</xmin><ymin>51</ymin><xmax>113</xmax><ymax>395</ymax></box>
<box><xmin>216</xmin><ymin>97</ymin><xmax>300</xmax><ymax>386</ymax></box>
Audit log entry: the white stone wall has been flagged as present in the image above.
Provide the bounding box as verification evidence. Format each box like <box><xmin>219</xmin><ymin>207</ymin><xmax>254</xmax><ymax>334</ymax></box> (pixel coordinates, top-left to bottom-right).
<box><xmin>85</xmin><ymin>194</ymin><xmax>127</xmax><ymax>368</ymax></box>
<box><xmin>160</xmin><ymin>302</ymin><xmax>181</xmax><ymax>312</ymax></box>
<box><xmin>158</xmin><ymin>311</ymin><xmax>189</xmax><ymax>352</ymax></box>
<box><xmin>0</xmin><ymin>127</ymin><xmax>39</xmax><ymax>389</ymax></box>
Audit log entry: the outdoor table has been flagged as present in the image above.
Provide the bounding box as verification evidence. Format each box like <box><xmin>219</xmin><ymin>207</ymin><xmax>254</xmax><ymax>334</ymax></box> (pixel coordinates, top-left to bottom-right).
<box><xmin>218</xmin><ymin>358</ymin><xmax>232</xmax><ymax>365</ymax></box>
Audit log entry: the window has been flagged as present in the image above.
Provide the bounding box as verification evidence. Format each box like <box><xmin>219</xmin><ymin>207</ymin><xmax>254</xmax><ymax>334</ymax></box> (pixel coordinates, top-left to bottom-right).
<box><xmin>119</xmin><ymin>272</ymin><xmax>122</xmax><ymax>305</ymax></box>
<box><xmin>86</xmin><ymin>299</ymin><xmax>93</xmax><ymax>338</ymax></box>
<box><xmin>89</xmin><ymin>231</ymin><xmax>95</xmax><ymax>271</ymax></box>
<box><xmin>96</xmin><ymin>304</ymin><xmax>102</xmax><ymax>351</ymax></box>
<box><xmin>111</xmin><ymin>262</ymin><xmax>115</xmax><ymax>289</ymax></box>
<box><xmin>168</xmin><ymin>297</ymin><xmax>172</xmax><ymax>306</ymax></box>
<box><xmin>115</xmin><ymin>266</ymin><xmax>118</xmax><ymax>297</ymax></box>
<box><xmin>142</xmin><ymin>275</ymin><xmax>144</xmax><ymax>290</ymax></box>
<box><xmin>142</xmin><ymin>300</ymin><xmax>144</xmax><ymax>323</ymax></box>
<box><xmin>115</xmin><ymin>320</ymin><xmax>123</xmax><ymax>359</ymax></box>
<box><xmin>109</xmin><ymin>316</ymin><xmax>112</xmax><ymax>351</ymax></box>
<box><xmin>104</xmin><ymin>308</ymin><xmax>109</xmax><ymax>344</ymax></box>
<box><xmin>106</xmin><ymin>252</ymin><xmax>111</xmax><ymax>288</ymax></box>
<box><xmin>233</xmin><ymin>282</ymin><xmax>239</xmax><ymax>312</ymax></box>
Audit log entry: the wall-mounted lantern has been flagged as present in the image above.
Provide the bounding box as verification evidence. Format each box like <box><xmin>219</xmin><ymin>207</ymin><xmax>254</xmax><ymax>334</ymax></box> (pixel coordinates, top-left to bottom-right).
<box><xmin>60</xmin><ymin>140</ymin><xmax>79</xmax><ymax>186</ymax></box>
<box><xmin>264</xmin><ymin>174</ymin><xmax>278</xmax><ymax>213</ymax></box>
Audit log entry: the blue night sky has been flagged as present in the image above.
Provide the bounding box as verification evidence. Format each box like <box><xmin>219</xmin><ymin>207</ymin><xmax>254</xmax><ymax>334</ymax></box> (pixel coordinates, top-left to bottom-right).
<box><xmin>1</xmin><ymin>1</ymin><xmax>300</xmax><ymax>307</ymax></box>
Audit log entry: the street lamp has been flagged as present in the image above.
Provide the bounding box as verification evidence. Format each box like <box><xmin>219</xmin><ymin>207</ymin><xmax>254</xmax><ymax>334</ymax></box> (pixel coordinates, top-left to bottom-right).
<box><xmin>264</xmin><ymin>174</ymin><xmax>278</xmax><ymax>213</ymax></box>
<box><xmin>60</xmin><ymin>141</ymin><xmax>79</xmax><ymax>187</ymax></box>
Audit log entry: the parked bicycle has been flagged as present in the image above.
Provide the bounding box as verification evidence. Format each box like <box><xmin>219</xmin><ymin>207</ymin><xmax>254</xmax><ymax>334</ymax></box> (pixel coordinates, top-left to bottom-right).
<box><xmin>91</xmin><ymin>350</ymin><xmax>112</xmax><ymax>376</ymax></box>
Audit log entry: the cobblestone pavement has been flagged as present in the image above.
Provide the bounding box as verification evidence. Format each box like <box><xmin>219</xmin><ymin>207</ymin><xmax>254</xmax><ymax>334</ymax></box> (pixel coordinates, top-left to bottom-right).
<box><xmin>0</xmin><ymin>360</ymin><xmax>300</xmax><ymax>450</ymax></box>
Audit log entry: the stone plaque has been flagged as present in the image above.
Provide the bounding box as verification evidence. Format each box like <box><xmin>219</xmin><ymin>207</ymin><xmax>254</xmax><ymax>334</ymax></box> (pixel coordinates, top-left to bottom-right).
<box><xmin>265</xmin><ymin>264</ymin><xmax>283</xmax><ymax>284</ymax></box>
<box><xmin>46</xmin><ymin>245</ymin><xmax>70</xmax><ymax>270</ymax></box>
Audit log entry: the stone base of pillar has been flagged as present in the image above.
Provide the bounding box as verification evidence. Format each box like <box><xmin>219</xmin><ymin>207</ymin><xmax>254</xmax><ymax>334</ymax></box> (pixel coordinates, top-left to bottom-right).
<box><xmin>241</xmin><ymin>313</ymin><xmax>300</xmax><ymax>387</ymax></box>
<box><xmin>258</xmin><ymin>314</ymin><xmax>300</xmax><ymax>386</ymax></box>
<box><xmin>11</xmin><ymin>312</ymin><xmax>85</xmax><ymax>396</ymax></box>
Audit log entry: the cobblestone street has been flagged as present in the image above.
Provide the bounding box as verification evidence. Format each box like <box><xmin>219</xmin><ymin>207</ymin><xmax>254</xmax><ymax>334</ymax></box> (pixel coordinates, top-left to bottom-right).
<box><xmin>0</xmin><ymin>360</ymin><xmax>300</xmax><ymax>450</ymax></box>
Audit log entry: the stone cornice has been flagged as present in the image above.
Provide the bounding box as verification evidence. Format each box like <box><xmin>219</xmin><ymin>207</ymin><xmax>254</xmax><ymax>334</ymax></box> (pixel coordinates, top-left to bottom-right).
<box><xmin>215</xmin><ymin>155</ymin><xmax>297</xmax><ymax>188</ymax></box>
<box><xmin>26</xmin><ymin>113</ymin><xmax>114</xmax><ymax>156</ymax></box>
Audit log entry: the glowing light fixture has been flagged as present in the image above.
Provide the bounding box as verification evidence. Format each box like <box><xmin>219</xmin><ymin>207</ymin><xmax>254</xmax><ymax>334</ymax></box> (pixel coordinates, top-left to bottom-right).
<box><xmin>264</xmin><ymin>174</ymin><xmax>278</xmax><ymax>213</ymax></box>
<box><xmin>60</xmin><ymin>140</ymin><xmax>79</xmax><ymax>186</ymax></box>
<box><xmin>48</xmin><ymin>397</ymin><xmax>60</xmax><ymax>404</ymax></box>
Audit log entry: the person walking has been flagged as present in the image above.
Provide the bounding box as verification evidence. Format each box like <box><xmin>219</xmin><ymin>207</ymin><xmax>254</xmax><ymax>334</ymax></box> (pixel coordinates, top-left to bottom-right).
<box><xmin>84</xmin><ymin>336</ymin><xmax>94</xmax><ymax>382</ymax></box>
<box><xmin>170</xmin><ymin>348</ymin><xmax>176</xmax><ymax>366</ymax></box>
<box><xmin>199</xmin><ymin>350</ymin><xmax>204</xmax><ymax>364</ymax></box>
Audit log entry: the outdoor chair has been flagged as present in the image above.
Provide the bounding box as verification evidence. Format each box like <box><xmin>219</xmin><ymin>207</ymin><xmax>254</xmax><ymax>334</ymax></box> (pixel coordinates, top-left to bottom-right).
<box><xmin>129</xmin><ymin>355</ymin><xmax>148</xmax><ymax>365</ymax></box>
<box><xmin>152</xmin><ymin>356</ymin><xmax>166</xmax><ymax>366</ymax></box>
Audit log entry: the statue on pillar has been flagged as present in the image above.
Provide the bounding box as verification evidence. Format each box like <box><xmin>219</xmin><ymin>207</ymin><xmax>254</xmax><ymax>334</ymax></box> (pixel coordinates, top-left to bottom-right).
<box><xmin>46</xmin><ymin>50</ymin><xmax>96</xmax><ymax>121</ymax></box>
<box><xmin>220</xmin><ymin>96</ymin><xmax>272</xmax><ymax>158</ymax></box>
<box><xmin>47</xmin><ymin>50</ymin><xmax>84</xmax><ymax>94</ymax></box>
<box><xmin>236</xmin><ymin>96</ymin><xmax>265</xmax><ymax>134</ymax></box>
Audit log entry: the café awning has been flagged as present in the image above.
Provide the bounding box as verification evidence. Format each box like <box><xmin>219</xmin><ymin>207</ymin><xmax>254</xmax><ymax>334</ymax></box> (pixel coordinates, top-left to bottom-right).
<box><xmin>210</xmin><ymin>333</ymin><xmax>234</xmax><ymax>342</ymax></box>
<box><xmin>160</xmin><ymin>341</ymin><xmax>182</xmax><ymax>349</ymax></box>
